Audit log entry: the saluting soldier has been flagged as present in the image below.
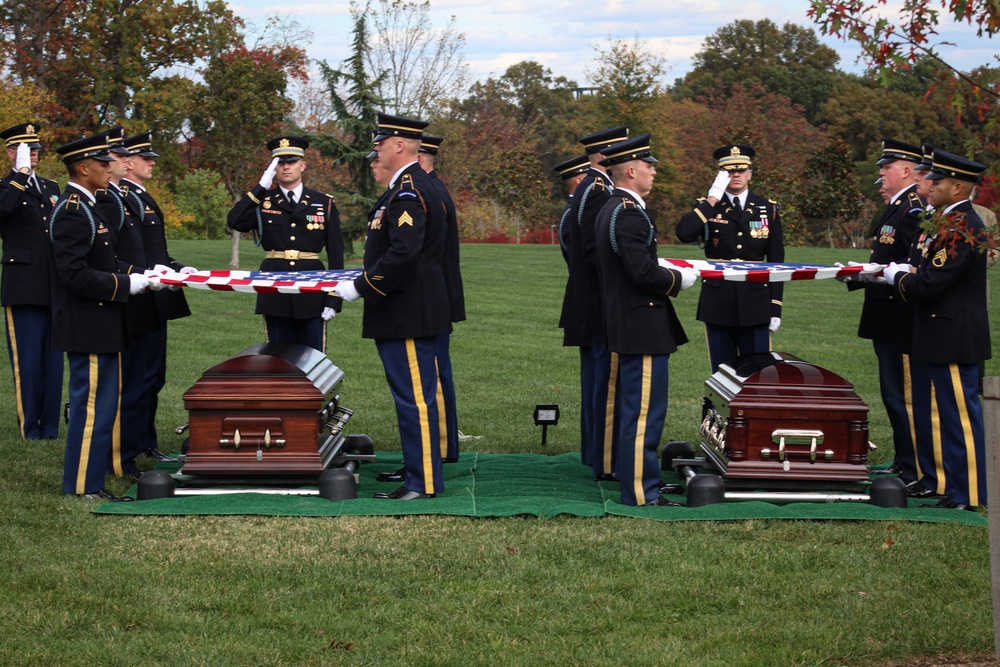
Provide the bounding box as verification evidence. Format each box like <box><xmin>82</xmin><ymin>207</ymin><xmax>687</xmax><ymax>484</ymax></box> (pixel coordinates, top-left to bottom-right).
<box><xmin>335</xmin><ymin>113</ymin><xmax>450</xmax><ymax>500</ymax></box>
<box><xmin>844</xmin><ymin>139</ymin><xmax>925</xmax><ymax>490</ymax></box>
<box><xmin>563</xmin><ymin>126</ymin><xmax>629</xmax><ymax>480</ymax></box>
<box><xmin>50</xmin><ymin>133</ymin><xmax>148</xmax><ymax>500</ymax></box>
<box><xmin>416</xmin><ymin>134</ymin><xmax>465</xmax><ymax>464</ymax></box>
<box><xmin>884</xmin><ymin>149</ymin><xmax>990</xmax><ymax>510</ymax></box>
<box><xmin>227</xmin><ymin>135</ymin><xmax>344</xmax><ymax>352</ymax></box>
<box><xmin>676</xmin><ymin>144</ymin><xmax>784</xmax><ymax>373</ymax></box>
<box><xmin>594</xmin><ymin>134</ymin><xmax>696</xmax><ymax>507</ymax></box>
<box><xmin>0</xmin><ymin>123</ymin><xmax>63</xmax><ymax>440</ymax></box>
<box><xmin>120</xmin><ymin>131</ymin><xmax>195</xmax><ymax>462</ymax></box>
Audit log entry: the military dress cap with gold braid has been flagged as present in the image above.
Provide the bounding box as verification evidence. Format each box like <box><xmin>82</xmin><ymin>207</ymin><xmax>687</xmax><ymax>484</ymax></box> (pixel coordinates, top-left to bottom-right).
<box><xmin>0</xmin><ymin>122</ymin><xmax>43</xmax><ymax>149</ymax></box>
<box><xmin>267</xmin><ymin>135</ymin><xmax>309</xmax><ymax>162</ymax></box>
<box><xmin>419</xmin><ymin>134</ymin><xmax>443</xmax><ymax>155</ymax></box>
<box><xmin>914</xmin><ymin>143</ymin><xmax>935</xmax><ymax>172</ymax></box>
<box><xmin>106</xmin><ymin>126</ymin><xmax>131</xmax><ymax>156</ymax></box>
<box><xmin>373</xmin><ymin>112</ymin><xmax>429</xmax><ymax>142</ymax></box>
<box><xmin>875</xmin><ymin>138</ymin><xmax>922</xmax><ymax>166</ymax></box>
<box><xmin>598</xmin><ymin>133</ymin><xmax>657</xmax><ymax>167</ymax></box>
<box><xmin>554</xmin><ymin>155</ymin><xmax>590</xmax><ymax>180</ymax></box>
<box><xmin>713</xmin><ymin>144</ymin><xmax>754</xmax><ymax>171</ymax></box>
<box><xmin>578</xmin><ymin>126</ymin><xmax>629</xmax><ymax>155</ymax></box>
<box><xmin>923</xmin><ymin>149</ymin><xmax>987</xmax><ymax>183</ymax></box>
<box><xmin>56</xmin><ymin>132</ymin><xmax>116</xmax><ymax>164</ymax></box>
<box><xmin>123</xmin><ymin>131</ymin><xmax>159</xmax><ymax>158</ymax></box>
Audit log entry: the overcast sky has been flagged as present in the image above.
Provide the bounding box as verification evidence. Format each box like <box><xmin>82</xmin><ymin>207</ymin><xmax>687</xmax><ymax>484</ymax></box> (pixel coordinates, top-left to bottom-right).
<box><xmin>228</xmin><ymin>0</ymin><xmax>997</xmax><ymax>89</ymax></box>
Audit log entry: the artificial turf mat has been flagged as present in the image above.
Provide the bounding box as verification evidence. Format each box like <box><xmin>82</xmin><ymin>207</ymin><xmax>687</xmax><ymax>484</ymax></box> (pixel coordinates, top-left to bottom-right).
<box><xmin>93</xmin><ymin>451</ymin><xmax>987</xmax><ymax>526</ymax></box>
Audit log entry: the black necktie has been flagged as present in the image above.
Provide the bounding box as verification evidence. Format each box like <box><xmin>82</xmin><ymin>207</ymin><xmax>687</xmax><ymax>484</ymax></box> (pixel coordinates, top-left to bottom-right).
<box><xmin>287</xmin><ymin>190</ymin><xmax>296</xmax><ymax>205</ymax></box>
<box><xmin>730</xmin><ymin>196</ymin><xmax>742</xmax><ymax>216</ymax></box>
<box><xmin>29</xmin><ymin>176</ymin><xmax>40</xmax><ymax>194</ymax></box>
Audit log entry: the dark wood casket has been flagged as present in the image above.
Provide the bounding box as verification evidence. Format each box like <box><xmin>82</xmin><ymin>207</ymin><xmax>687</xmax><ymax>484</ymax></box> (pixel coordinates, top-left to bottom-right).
<box><xmin>700</xmin><ymin>352</ymin><xmax>871</xmax><ymax>488</ymax></box>
<box><xmin>181</xmin><ymin>343</ymin><xmax>352</xmax><ymax>475</ymax></box>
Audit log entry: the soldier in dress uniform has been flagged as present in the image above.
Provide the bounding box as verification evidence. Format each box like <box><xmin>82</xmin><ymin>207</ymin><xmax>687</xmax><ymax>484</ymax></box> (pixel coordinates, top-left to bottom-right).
<box><xmin>594</xmin><ymin>134</ymin><xmax>696</xmax><ymax>506</ymax></box>
<box><xmin>227</xmin><ymin>135</ymin><xmax>344</xmax><ymax>353</ymax></box>
<box><xmin>120</xmin><ymin>131</ymin><xmax>195</xmax><ymax>462</ymax></box>
<box><xmin>884</xmin><ymin>149</ymin><xmax>990</xmax><ymax>510</ymax></box>
<box><xmin>0</xmin><ymin>122</ymin><xmax>63</xmax><ymax>440</ymax></box>
<box><xmin>50</xmin><ymin>133</ymin><xmax>149</xmax><ymax>500</ymax></box>
<box><xmin>416</xmin><ymin>134</ymin><xmax>465</xmax><ymax>464</ymax></box>
<box><xmin>95</xmin><ymin>127</ymin><xmax>156</xmax><ymax>480</ymax></box>
<box><xmin>914</xmin><ymin>143</ymin><xmax>935</xmax><ymax>201</ymax></box>
<box><xmin>843</xmin><ymin>139</ymin><xmax>925</xmax><ymax>490</ymax></box>
<box><xmin>562</xmin><ymin>126</ymin><xmax>629</xmax><ymax>480</ymax></box>
<box><xmin>554</xmin><ymin>154</ymin><xmax>589</xmax><ymax>265</ymax></box>
<box><xmin>334</xmin><ymin>113</ymin><xmax>450</xmax><ymax>500</ymax></box>
<box><xmin>676</xmin><ymin>144</ymin><xmax>784</xmax><ymax>373</ymax></box>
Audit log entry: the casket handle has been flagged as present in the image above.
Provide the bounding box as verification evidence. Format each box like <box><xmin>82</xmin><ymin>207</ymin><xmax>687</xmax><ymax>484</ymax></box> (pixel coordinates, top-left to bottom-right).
<box><xmin>762</xmin><ymin>429</ymin><xmax>832</xmax><ymax>462</ymax></box>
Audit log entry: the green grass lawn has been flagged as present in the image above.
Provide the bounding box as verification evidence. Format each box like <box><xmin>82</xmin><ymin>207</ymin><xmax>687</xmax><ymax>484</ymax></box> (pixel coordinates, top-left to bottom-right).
<box><xmin>1</xmin><ymin>240</ymin><xmax>997</xmax><ymax>666</ymax></box>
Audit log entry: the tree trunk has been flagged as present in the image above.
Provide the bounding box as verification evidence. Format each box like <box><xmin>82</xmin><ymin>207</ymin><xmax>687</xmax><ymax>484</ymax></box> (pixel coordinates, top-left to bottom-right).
<box><xmin>229</xmin><ymin>232</ymin><xmax>241</xmax><ymax>270</ymax></box>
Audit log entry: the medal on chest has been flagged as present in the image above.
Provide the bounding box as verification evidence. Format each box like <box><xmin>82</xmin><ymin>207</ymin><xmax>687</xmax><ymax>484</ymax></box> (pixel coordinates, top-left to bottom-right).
<box><xmin>879</xmin><ymin>225</ymin><xmax>896</xmax><ymax>245</ymax></box>
<box><xmin>370</xmin><ymin>207</ymin><xmax>385</xmax><ymax>230</ymax></box>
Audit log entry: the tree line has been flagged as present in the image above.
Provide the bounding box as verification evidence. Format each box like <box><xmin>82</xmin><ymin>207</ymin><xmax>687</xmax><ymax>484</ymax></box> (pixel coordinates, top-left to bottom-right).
<box><xmin>1</xmin><ymin>0</ymin><xmax>996</xmax><ymax>254</ymax></box>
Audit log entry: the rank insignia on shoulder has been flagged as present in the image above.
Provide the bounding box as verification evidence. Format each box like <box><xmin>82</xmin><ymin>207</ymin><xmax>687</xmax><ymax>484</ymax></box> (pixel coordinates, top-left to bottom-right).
<box><xmin>908</xmin><ymin>191</ymin><xmax>923</xmax><ymax>208</ymax></box>
<box><xmin>593</xmin><ymin>178</ymin><xmax>606</xmax><ymax>192</ymax></box>
<box><xmin>398</xmin><ymin>210</ymin><xmax>414</xmax><ymax>227</ymax></box>
<box><xmin>932</xmin><ymin>248</ymin><xmax>947</xmax><ymax>267</ymax></box>
<box><xmin>400</xmin><ymin>174</ymin><xmax>415</xmax><ymax>190</ymax></box>
<box><xmin>622</xmin><ymin>199</ymin><xmax>637</xmax><ymax>209</ymax></box>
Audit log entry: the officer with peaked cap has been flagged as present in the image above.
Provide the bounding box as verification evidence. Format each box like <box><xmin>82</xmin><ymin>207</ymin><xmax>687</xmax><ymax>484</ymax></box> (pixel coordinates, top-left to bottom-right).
<box><xmin>883</xmin><ymin>149</ymin><xmax>990</xmax><ymax>510</ymax></box>
<box><xmin>676</xmin><ymin>144</ymin><xmax>784</xmax><ymax>373</ymax></box>
<box><xmin>562</xmin><ymin>125</ymin><xmax>629</xmax><ymax>479</ymax></box>
<box><xmin>0</xmin><ymin>122</ymin><xmax>63</xmax><ymax>440</ymax></box>
<box><xmin>845</xmin><ymin>139</ymin><xmax>926</xmax><ymax>489</ymax></box>
<box><xmin>119</xmin><ymin>131</ymin><xmax>195</xmax><ymax>463</ymax></box>
<box><xmin>594</xmin><ymin>134</ymin><xmax>696</xmax><ymax>506</ymax></box>
<box><xmin>416</xmin><ymin>133</ymin><xmax>465</xmax><ymax>465</ymax></box>
<box><xmin>335</xmin><ymin>113</ymin><xmax>450</xmax><ymax>500</ymax></box>
<box><xmin>554</xmin><ymin>154</ymin><xmax>589</xmax><ymax>263</ymax></box>
<box><xmin>227</xmin><ymin>134</ymin><xmax>344</xmax><ymax>352</ymax></box>
<box><xmin>50</xmin><ymin>132</ymin><xmax>149</xmax><ymax>500</ymax></box>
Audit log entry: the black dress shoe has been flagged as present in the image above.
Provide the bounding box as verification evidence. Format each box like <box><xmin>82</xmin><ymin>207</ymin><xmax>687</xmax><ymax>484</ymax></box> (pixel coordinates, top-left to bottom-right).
<box><xmin>905</xmin><ymin>479</ymin><xmax>939</xmax><ymax>498</ymax></box>
<box><xmin>871</xmin><ymin>463</ymin><xmax>902</xmax><ymax>476</ymax></box>
<box><xmin>924</xmin><ymin>498</ymin><xmax>976</xmax><ymax>511</ymax></box>
<box><xmin>443</xmin><ymin>457</ymin><xmax>459</xmax><ymax>463</ymax></box>
<box><xmin>373</xmin><ymin>486</ymin><xmax>434</xmax><ymax>500</ymax></box>
<box><xmin>71</xmin><ymin>488</ymin><xmax>134</xmax><ymax>502</ymax></box>
<box><xmin>594</xmin><ymin>473</ymin><xmax>617</xmax><ymax>482</ymax></box>
<box><xmin>141</xmin><ymin>448</ymin><xmax>178</xmax><ymax>463</ymax></box>
<box><xmin>658</xmin><ymin>483</ymin><xmax>684</xmax><ymax>495</ymax></box>
<box><xmin>376</xmin><ymin>468</ymin><xmax>405</xmax><ymax>483</ymax></box>
<box><xmin>644</xmin><ymin>496</ymin><xmax>682</xmax><ymax>507</ymax></box>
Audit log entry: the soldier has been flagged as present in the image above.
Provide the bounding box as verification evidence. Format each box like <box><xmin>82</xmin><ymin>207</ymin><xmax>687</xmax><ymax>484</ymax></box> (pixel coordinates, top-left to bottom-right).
<box><xmin>416</xmin><ymin>134</ymin><xmax>465</xmax><ymax>464</ymax></box>
<box><xmin>553</xmin><ymin>154</ymin><xmax>589</xmax><ymax>265</ymax></box>
<box><xmin>594</xmin><ymin>134</ymin><xmax>696</xmax><ymax>506</ymax></box>
<box><xmin>0</xmin><ymin>122</ymin><xmax>63</xmax><ymax>441</ymax></box>
<box><xmin>120</xmin><ymin>131</ymin><xmax>196</xmax><ymax>462</ymax></box>
<box><xmin>335</xmin><ymin>113</ymin><xmax>450</xmax><ymax>500</ymax></box>
<box><xmin>49</xmin><ymin>133</ymin><xmax>148</xmax><ymax>500</ymax></box>
<box><xmin>562</xmin><ymin>126</ymin><xmax>629</xmax><ymax>480</ymax></box>
<box><xmin>227</xmin><ymin>135</ymin><xmax>344</xmax><ymax>352</ymax></box>
<box><xmin>884</xmin><ymin>149</ymin><xmax>990</xmax><ymax>510</ymax></box>
<box><xmin>844</xmin><ymin>139</ymin><xmax>924</xmax><ymax>490</ymax></box>
<box><xmin>676</xmin><ymin>144</ymin><xmax>784</xmax><ymax>373</ymax></box>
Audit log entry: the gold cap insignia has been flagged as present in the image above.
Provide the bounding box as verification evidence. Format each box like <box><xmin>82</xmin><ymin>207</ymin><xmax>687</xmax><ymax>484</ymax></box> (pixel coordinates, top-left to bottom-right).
<box><xmin>25</xmin><ymin>124</ymin><xmax>35</xmax><ymax>134</ymax></box>
<box><xmin>279</xmin><ymin>138</ymin><xmax>290</xmax><ymax>148</ymax></box>
<box><xmin>730</xmin><ymin>146</ymin><xmax>742</xmax><ymax>156</ymax></box>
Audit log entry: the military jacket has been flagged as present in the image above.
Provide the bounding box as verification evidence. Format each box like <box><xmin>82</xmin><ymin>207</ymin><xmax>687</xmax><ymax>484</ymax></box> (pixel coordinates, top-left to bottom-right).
<box><xmin>49</xmin><ymin>186</ymin><xmax>130</xmax><ymax>353</ymax></box>
<box><xmin>0</xmin><ymin>170</ymin><xmax>61</xmax><ymax>306</ymax></box>
<box><xmin>561</xmin><ymin>168</ymin><xmax>613</xmax><ymax>346</ymax></box>
<box><xmin>355</xmin><ymin>162</ymin><xmax>450</xmax><ymax>340</ymax></box>
<box><xmin>428</xmin><ymin>170</ymin><xmax>465</xmax><ymax>323</ymax></box>
<box><xmin>596</xmin><ymin>188</ymin><xmax>688</xmax><ymax>356</ymax></box>
<box><xmin>895</xmin><ymin>200</ymin><xmax>990</xmax><ymax>365</ymax></box>
<box><xmin>676</xmin><ymin>190</ymin><xmax>784</xmax><ymax>327</ymax></box>
<box><xmin>227</xmin><ymin>182</ymin><xmax>344</xmax><ymax>319</ymax></box>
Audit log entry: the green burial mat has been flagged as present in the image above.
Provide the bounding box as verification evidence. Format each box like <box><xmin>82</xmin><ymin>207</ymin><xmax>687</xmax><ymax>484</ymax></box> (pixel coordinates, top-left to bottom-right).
<box><xmin>93</xmin><ymin>451</ymin><xmax>987</xmax><ymax>526</ymax></box>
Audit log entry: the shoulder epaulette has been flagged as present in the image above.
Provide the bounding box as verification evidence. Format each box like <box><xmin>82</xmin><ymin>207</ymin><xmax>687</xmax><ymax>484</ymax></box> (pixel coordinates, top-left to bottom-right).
<box><xmin>621</xmin><ymin>198</ymin><xmax>637</xmax><ymax>209</ymax></box>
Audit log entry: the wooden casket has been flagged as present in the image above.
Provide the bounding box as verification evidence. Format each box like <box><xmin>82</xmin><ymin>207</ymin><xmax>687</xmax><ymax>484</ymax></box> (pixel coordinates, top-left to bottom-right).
<box><xmin>700</xmin><ymin>352</ymin><xmax>871</xmax><ymax>488</ymax></box>
<box><xmin>181</xmin><ymin>343</ymin><xmax>351</xmax><ymax>475</ymax></box>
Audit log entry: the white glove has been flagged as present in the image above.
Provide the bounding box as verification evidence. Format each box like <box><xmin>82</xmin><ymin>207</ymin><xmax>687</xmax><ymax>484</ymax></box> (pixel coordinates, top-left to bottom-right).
<box><xmin>678</xmin><ymin>267</ymin><xmax>697</xmax><ymax>290</ymax></box>
<box><xmin>833</xmin><ymin>261</ymin><xmax>849</xmax><ymax>283</ymax></box>
<box><xmin>142</xmin><ymin>268</ymin><xmax>164</xmax><ymax>291</ymax></box>
<box><xmin>128</xmin><ymin>273</ymin><xmax>149</xmax><ymax>295</ymax></box>
<box><xmin>882</xmin><ymin>262</ymin><xmax>911</xmax><ymax>284</ymax></box>
<box><xmin>708</xmin><ymin>170</ymin><xmax>730</xmax><ymax>201</ymax></box>
<box><xmin>151</xmin><ymin>264</ymin><xmax>171</xmax><ymax>275</ymax></box>
<box><xmin>769</xmin><ymin>317</ymin><xmax>781</xmax><ymax>333</ymax></box>
<box><xmin>14</xmin><ymin>143</ymin><xmax>30</xmax><ymax>172</ymax></box>
<box><xmin>335</xmin><ymin>280</ymin><xmax>360</xmax><ymax>302</ymax></box>
<box><xmin>321</xmin><ymin>307</ymin><xmax>336</xmax><ymax>321</ymax></box>
<box><xmin>178</xmin><ymin>266</ymin><xmax>198</xmax><ymax>275</ymax></box>
<box><xmin>259</xmin><ymin>157</ymin><xmax>279</xmax><ymax>189</ymax></box>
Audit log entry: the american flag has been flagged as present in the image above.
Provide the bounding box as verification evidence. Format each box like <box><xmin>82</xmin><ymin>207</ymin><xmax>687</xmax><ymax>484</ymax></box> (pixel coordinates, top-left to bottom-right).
<box><xmin>658</xmin><ymin>259</ymin><xmax>883</xmax><ymax>283</ymax></box>
<box><xmin>150</xmin><ymin>268</ymin><xmax>363</xmax><ymax>294</ymax></box>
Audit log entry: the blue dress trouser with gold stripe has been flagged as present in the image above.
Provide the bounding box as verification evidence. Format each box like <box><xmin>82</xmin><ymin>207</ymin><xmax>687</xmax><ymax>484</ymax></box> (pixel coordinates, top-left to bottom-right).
<box><xmin>589</xmin><ymin>341</ymin><xmax>619</xmax><ymax>478</ymax></box>
<box><xmin>578</xmin><ymin>346</ymin><xmax>594</xmax><ymax>467</ymax></box>
<box><xmin>923</xmin><ymin>362</ymin><xmax>986</xmax><ymax>506</ymax></box>
<box><xmin>4</xmin><ymin>305</ymin><xmax>63</xmax><ymax>439</ymax></box>
<box><xmin>64</xmin><ymin>352</ymin><xmax>120</xmax><ymax>495</ymax></box>
<box><xmin>872</xmin><ymin>339</ymin><xmax>917</xmax><ymax>482</ymax></box>
<box><xmin>140</xmin><ymin>325</ymin><xmax>167</xmax><ymax>451</ymax></box>
<box><xmin>115</xmin><ymin>333</ymin><xmax>149</xmax><ymax>476</ymax></box>
<box><xmin>376</xmin><ymin>336</ymin><xmax>443</xmax><ymax>495</ymax></box>
<box><xmin>616</xmin><ymin>353</ymin><xmax>669</xmax><ymax>506</ymax></box>
<box><xmin>435</xmin><ymin>332</ymin><xmax>460</xmax><ymax>461</ymax></box>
